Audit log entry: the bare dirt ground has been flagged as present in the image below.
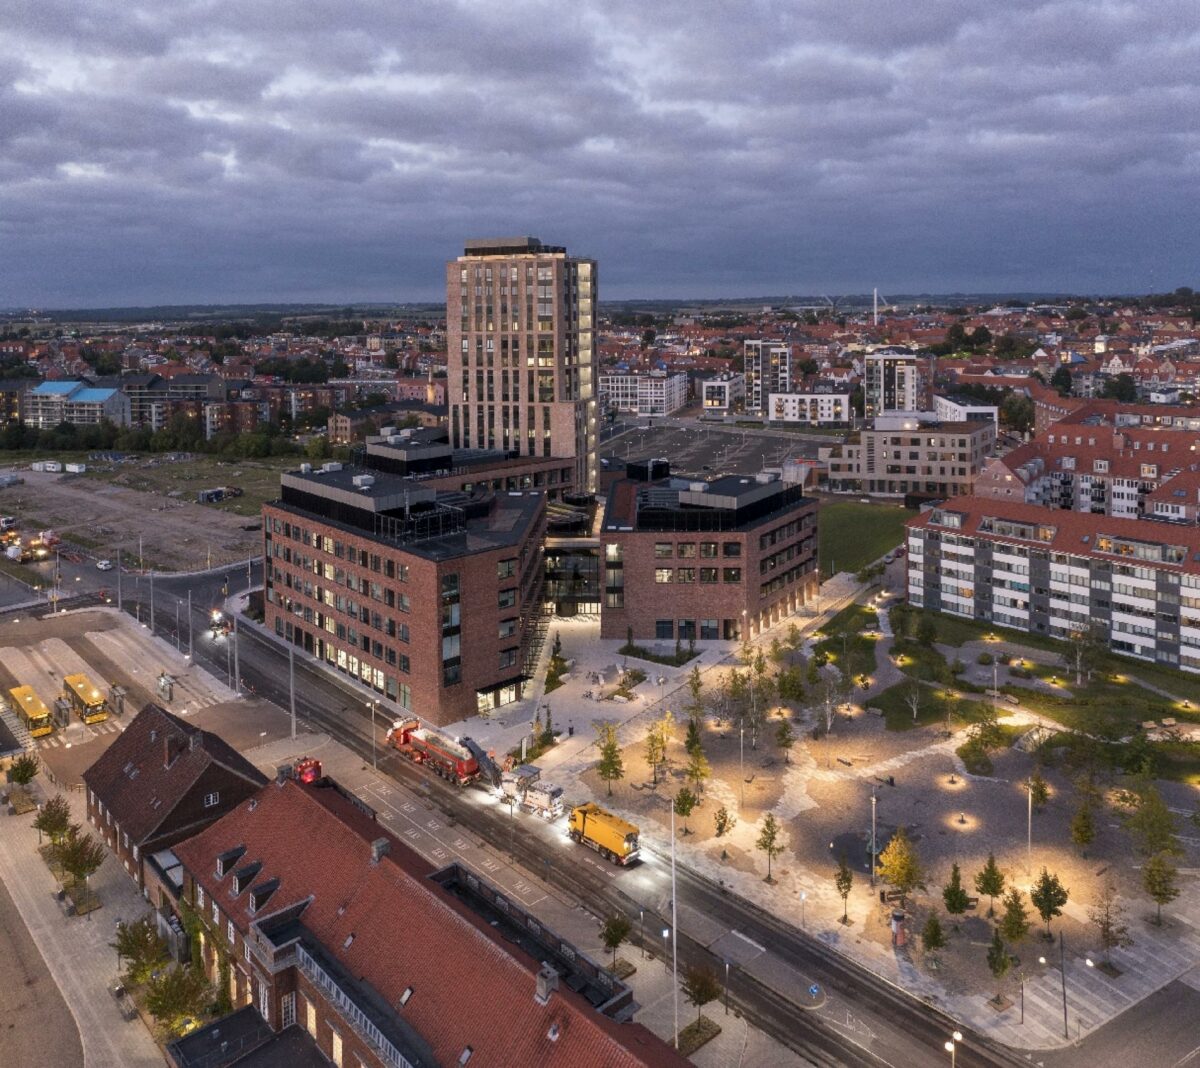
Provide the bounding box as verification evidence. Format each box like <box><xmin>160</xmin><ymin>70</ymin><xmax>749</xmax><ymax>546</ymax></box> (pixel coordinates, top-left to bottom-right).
<box><xmin>0</xmin><ymin>468</ymin><xmax>264</xmax><ymax>570</ymax></box>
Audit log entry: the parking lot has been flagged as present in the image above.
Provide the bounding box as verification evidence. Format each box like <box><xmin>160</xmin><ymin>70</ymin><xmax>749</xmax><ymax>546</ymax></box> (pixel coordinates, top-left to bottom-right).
<box><xmin>600</xmin><ymin>420</ymin><xmax>826</xmax><ymax>477</ymax></box>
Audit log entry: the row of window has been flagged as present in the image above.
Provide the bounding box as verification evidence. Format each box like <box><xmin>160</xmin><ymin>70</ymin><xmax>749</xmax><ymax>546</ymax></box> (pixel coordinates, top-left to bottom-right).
<box><xmin>654</xmin><ymin>541</ymin><xmax>741</xmax><ymax>559</ymax></box>
<box><xmin>654</xmin><ymin>567</ymin><xmax>742</xmax><ymax>584</ymax></box>
<box><xmin>655</xmin><ymin>618</ymin><xmax>741</xmax><ymax>641</ymax></box>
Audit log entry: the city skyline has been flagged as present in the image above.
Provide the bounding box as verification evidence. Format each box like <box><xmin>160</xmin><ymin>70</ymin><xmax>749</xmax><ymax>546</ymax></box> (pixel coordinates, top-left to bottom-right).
<box><xmin>3</xmin><ymin>1</ymin><xmax>1197</xmax><ymax>305</ymax></box>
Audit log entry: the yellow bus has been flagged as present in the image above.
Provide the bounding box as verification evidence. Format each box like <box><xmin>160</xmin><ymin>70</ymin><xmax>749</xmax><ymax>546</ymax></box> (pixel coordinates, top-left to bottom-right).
<box><xmin>9</xmin><ymin>685</ymin><xmax>53</xmax><ymax>738</ymax></box>
<box><xmin>63</xmin><ymin>673</ymin><xmax>108</xmax><ymax>724</ymax></box>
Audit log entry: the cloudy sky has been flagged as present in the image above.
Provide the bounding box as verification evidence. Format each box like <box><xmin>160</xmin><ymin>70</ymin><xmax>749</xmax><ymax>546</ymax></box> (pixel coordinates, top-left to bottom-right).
<box><xmin>2</xmin><ymin>1</ymin><xmax>1197</xmax><ymax>306</ymax></box>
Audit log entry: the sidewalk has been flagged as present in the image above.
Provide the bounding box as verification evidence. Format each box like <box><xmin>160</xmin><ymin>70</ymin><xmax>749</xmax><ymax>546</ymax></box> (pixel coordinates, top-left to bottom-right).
<box><xmin>0</xmin><ymin>781</ymin><xmax>165</xmax><ymax>1067</ymax></box>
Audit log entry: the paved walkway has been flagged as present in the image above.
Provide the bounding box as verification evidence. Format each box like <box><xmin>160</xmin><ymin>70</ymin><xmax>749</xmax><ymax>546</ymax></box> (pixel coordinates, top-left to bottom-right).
<box><xmin>0</xmin><ymin>780</ymin><xmax>165</xmax><ymax>1067</ymax></box>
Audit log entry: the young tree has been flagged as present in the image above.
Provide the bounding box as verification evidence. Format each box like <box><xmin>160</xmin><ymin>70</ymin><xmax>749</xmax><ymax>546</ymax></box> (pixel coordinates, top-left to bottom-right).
<box><xmin>600</xmin><ymin>913</ymin><xmax>632</xmax><ymax>970</ymax></box>
<box><xmin>713</xmin><ymin>805</ymin><xmax>735</xmax><ymax>838</ymax></box>
<box><xmin>1070</xmin><ymin>801</ymin><xmax>1096</xmax><ymax>855</ymax></box>
<box><xmin>986</xmin><ymin>929</ymin><xmax>1012</xmax><ymax>1005</ymax></box>
<box><xmin>974</xmin><ymin>853</ymin><xmax>1005</xmax><ymax>918</ymax></box>
<box><xmin>904</xmin><ymin>681</ymin><xmax>922</xmax><ymax>724</ymax></box>
<box><xmin>834</xmin><ymin>854</ymin><xmax>854</xmax><ymax>924</ymax></box>
<box><xmin>916</xmin><ymin>614</ymin><xmax>939</xmax><ymax>646</ymax></box>
<box><xmin>644</xmin><ymin>724</ymin><xmax>666</xmax><ymax>786</ymax></box>
<box><xmin>756</xmin><ymin>812</ymin><xmax>784</xmax><ymax>882</ymax></box>
<box><xmin>998</xmin><ymin>888</ymin><xmax>1031</xmax><ymax>946</ymax></box>
<box><xmin>806</xmin><ymin>658</ymin><xmax>821</xmax><ymax>687</ymax></box>
<box><xmin>33</xmin><ymin>794</ymin><xmax>72</xmax><ymax>846</ymax></box>
<box><xmin>8</xmin><ymin>752</ymin><xmax>39</xmax><ymax>789</ymax></box>
<box><xmin>877</xmin><ymin>826</ymin><xmax>923</xmax><ymax>906</ymax></box>
<box><xmin>1089</xmin><ymin>880</ymin><xmax>1131</xmax><ymax>965</ymax></box>
<box><xmin>684</xmin><ymin>718</ymin><xmax>702</xmax><ymax>758</ymax></box>
<box><xmin>540</xmin><ymin>707</ymin><xmax>555</xmax><ymax>748</ymax></box>
<box><xmin>656</xmin><ymin>709</ymin><xmax>676</xmax><ymax>768</ymax></box>
<box><xmin>681</xmin><ymin>963</ymin><xmax>722</xmax><ymax>1025</ymax></box>
<box><xmin>1142</xmin><ymin>851</ymin><xmax>1180</xmax><ymax>926</ymax></box>
<box><xmin>1030</xmin><ymin>868</ymin><xmax>1069</xmax><ymax>938</ymax></box>
<box><xmin>685</xmin><ymin>665</ymin><xmax>705</xmax><ymax>723</ymax></box>
<box><xmin>596</xmin><ymin>723</ymin><xmax>625</xmax><ymax>797</ymax></box>
<box><xmin>1028</xmin><ymin>768</ymin><xmax>1050</xmax><ymax>811</ymax></box>
<box><xmin>112</xmin><ymin>917</ymin><xmax>169</xmax><ymax>985</ymax></box>
<box><xmin>673</xmin><ymin>787</ymin><xmax>698</xmax><ymax>835</ymax></box>
<box><xmin>776</xmin><ymin>665</ymin><xmax>805</xmax><ymax>704</ymax></box>
<box><xmin>57</xmin><ymin>826</ymin><xmax>107</xmax><ymax>905</ymax></box>
<box><xmin>775</xmin><ymin>714</ymin><xmax>796</xmax><ymax>763</ymax></box>
<box><xmin>145</xmin><ymin>964</ymin><xmax>211</xmax><ymax>1033</ymax></box>
<box><xmin>942</xmin><ymin>862</ymin><xmax>970</xmax><ymax>921</ymax></box>
<box><xmin>921</xmin><ymin>911</ymin><xmax>948</xmax><ymax>956</ymax></box>
<box><xmin>1126</xmin><ymin>785</ymin><xmax>1181</xmax><ymax>856</ymax></box>
<box><xmin>685</xmin><ymin>747</ymin><xmax>711</xmax><ymax>798</ymax></box>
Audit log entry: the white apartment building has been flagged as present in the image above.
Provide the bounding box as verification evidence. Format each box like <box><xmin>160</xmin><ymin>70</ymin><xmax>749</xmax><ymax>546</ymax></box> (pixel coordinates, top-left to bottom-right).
<box><xmin>934</xmin><ymin>394</ymin><xmax>999</xmax><ymax>431</ymax></box>
<box><xmin>908</xmin><ymin>496</ymin><xmax>1200</xmax><ymax>671</ymax></box>
<box><xmin>864</xmin><ymin>348</ymin><xmax>924</xmax><ymax>417</ymax></box>
<box><xmin>767</xmin><ymin>386</ymin><xmax>852</xmax><ymax>426</ymax></box>
<box><xmin>700</xmin><ymin>373</ymin><xmax>745</xmax><ymax>415</ymax></box>
<box><xmin>598</xmin><ymin>371</ymin><xmax>688</xmax><ymax>416</ymax></box>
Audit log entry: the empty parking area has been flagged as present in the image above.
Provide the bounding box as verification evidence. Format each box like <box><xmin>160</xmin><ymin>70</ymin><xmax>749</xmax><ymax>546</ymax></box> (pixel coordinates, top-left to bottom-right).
<box><xmin>600</xmin><ymin>421</ymin><xmax>824</xmax><ymax>477</ymax></box>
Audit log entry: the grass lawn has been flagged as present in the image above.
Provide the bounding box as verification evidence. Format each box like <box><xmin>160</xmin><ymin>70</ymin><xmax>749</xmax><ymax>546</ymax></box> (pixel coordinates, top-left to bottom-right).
<box><xmin>916</xmin><ymin>609</ymin><xmax>1200</xmax><ymax>706</ymax></box>
<box><xmin>814</xmin><ymin>603</ymin><xmax>883</xmax><ymax>679</ymax></box>
<box><xmin>871</xmin><ymin>681</ymin><xmax>993</xmax><ymax>732</ymax></box>
<box><xmin>817</xmin><ymin>501</ymin><xmax>911</xmax><ymax>579</ymax></box>
<box><xmin>1002</xmin><ymin>675</ymin><xmax>1193</xmax><ymax>737</ymax></box>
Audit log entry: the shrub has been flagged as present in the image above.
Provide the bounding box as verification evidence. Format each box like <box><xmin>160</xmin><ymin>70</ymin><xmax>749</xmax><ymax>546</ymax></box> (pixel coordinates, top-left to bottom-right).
<box><xmin>977</xmin><ymin>652</ymin><xmax>994</xmax><ymax>666</ymax></box>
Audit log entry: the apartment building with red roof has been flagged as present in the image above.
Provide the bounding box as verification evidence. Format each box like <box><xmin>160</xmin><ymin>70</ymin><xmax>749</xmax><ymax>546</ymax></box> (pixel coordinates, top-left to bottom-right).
<box><xmin>906</xmin><ymin>495</ymin><xmax>1200</xmax><ymax>670</ymax></box>
<box><xmin>168</xmin><ymin>771</ymin><xmax>685</xmax><ymax>1068</ymax></box>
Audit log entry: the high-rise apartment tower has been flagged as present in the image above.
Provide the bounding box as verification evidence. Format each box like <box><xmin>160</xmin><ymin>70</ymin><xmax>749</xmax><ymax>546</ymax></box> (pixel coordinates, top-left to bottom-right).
<box><xmin>447</xmin><ymin>237</ymin><xmax>597</xmax><ymax>495</ymax></box>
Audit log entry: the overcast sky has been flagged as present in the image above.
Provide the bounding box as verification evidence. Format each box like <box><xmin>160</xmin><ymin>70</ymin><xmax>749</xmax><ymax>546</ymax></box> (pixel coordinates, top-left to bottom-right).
<box><xmin>2</xmin><ymin>1</ymin><xmax>1197</xmax><ymax>307</ymax></box>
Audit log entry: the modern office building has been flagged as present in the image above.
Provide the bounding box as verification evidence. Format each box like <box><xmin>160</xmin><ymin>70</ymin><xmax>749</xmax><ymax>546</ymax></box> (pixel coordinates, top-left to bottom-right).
<box><xmin>933</xmin><ymin>394</ymin><xmax>1000</xmax><ymax>430</ymax></box>
<box><xmin>743</xmin><ymin>340</ymin><xmax>791</xmax><ymax>415</ymax></box>
<box><xmin>263</xmin><ymin>458</ymin><xmax>546</xmax><ymax>725</ymax></box>
<box><xmin>906</xmin><ymin>496</ymin><xmax>1200</xmax><ymax>671</ymax></box>
<box><xmin>827</xmin><ymin>418</ymin><xmax>995</xmax><ymax>499</ymax></box>
<box><xmin>863</xmin><ymin>348</ymin><xmax>924</xmax><ymax>417</ymax></box>
<box><xmin>598</xmin><ymin>370</ymin><xmax>688</xmax><ymax>416</ymax></box>
<box><xmin>599</xmin><ymin>470</ymin><xmax>818</xmax><ymax>642</ymax></box>
<box><xmin>446</xmin><ymin>237</ymin><xmax>598</xmax><ymax>495</ymax></box>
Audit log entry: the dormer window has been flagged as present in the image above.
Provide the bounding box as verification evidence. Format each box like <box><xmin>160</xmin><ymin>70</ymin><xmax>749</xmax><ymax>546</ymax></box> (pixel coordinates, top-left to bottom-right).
<box><xmin>231</xmin><ymin>861</ymin><xmax>262</xmax><ymax>895</ymax></box>
<box><xmin>215</xmin><ymin>846</ymin><xmax>246</xmax><ymax>878</ymax></box>
<box><xmin>248</xmin><ymin>878</ymin><xmax>279</xmax><ymax>915</ymax></box>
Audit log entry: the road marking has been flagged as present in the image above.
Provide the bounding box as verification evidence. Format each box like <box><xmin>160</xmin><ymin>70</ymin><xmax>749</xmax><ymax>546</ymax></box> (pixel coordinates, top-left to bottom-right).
<box><xmin>731</xmin><ymin>929</ymin><xmax>766</xmax><ymax>954</ymax></box>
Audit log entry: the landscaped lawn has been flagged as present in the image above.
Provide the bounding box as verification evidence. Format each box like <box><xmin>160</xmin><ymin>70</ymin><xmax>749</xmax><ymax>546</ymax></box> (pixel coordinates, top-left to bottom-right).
<box><xmin>870</xmin><ymin>681</ymin><xmax>993</xmax><ymax>732</ymax></box>
<box><xmin>817</xmin><ymin>501</ymin><xmax>911</xmax><ymax>579</ymax></box>
<box><xmin>814</xmin><ymin>603</ymin><xmax>880</xmax><ymax>680</ymax></box>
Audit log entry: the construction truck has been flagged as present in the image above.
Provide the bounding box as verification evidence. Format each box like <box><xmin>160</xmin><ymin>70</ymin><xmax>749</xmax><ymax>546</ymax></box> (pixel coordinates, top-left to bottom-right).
<box><xmin>386</xmin><ymin>718</ymin><xmax>479</xmax><ymax>786</ymax></box>
<box><xmin>500</xmin><ymin>764</ymin><xmax>564</xmax><ymax>821</ymax></box>
<box><xmin>568</xmin><ymin>802</ymin><xmax>640</xmax><ymax>865</ymax></box>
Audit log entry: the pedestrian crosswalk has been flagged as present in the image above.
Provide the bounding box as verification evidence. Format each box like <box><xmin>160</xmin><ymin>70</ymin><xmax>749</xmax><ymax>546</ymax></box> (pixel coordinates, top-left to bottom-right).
<box><xmin>37</xmin><ymin>717</ymin><xmax>124</xmax><ymax>748</ymax></box>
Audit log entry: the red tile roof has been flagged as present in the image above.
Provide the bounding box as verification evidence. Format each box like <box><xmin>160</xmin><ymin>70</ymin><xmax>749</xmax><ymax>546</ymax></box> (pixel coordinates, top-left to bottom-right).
<box><xmin>82</xmin><ymin>704</ymin><xmax>268</xmax><ymax>845</ymax></box>
<box><xmin>174</xmin><ymin>779</ymin><xmax>684</xmax><ymax>1068</ymax></box>
<box><xmin>908</xmin><ymin>495</ymin><xmax>1200</xmax><ymax>572</ymax></box>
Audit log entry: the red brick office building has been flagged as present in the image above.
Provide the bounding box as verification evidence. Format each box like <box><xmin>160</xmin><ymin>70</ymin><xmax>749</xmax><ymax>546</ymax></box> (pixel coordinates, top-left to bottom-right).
<box><xmin>599</xmin><ymin>472</ymin><xmax>819</xmax><ymax>642</ymax></box>
<box><xmin>263</xmin><ymin>457</ymin><xmax>545</xmax><ymax>726</ymax></box>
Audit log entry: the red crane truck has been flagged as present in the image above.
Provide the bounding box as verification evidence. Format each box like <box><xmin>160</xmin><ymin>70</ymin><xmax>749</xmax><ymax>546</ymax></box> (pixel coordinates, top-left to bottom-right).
<box><xmin>385</xmin><ymin>718</ymin><xmax>479</xmax><ymax>786</ymax></box>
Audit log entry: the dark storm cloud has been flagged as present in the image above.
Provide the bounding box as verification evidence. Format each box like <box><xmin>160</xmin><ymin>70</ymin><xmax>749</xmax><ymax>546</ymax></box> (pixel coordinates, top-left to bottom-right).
<box><xmin>1</xmin><ymin>0</ymin><xmax>1197</xmax><ymax>305</ymax></box>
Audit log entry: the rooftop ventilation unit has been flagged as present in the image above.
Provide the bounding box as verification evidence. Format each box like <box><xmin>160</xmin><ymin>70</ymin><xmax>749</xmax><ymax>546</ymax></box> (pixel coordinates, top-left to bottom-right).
<box><xmin>352</xmin><ymin>474</ymin><xmax>375</xmax><ymax>490</ymax></box>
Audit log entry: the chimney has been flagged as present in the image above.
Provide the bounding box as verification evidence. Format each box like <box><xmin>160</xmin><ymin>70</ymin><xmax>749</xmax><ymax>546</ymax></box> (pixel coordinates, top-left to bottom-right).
<box><xmin>370</xmin><ymin>837</ymin><xmax>390</xmax><ymax>864</ymax></box>
<box><xmin>534</xmin><ymin>963</ymin><xmax>558</xmax><ymax>1005</ymax></box>
<box><xmin>188</xmin><ymin>732</ymin><xmax>201</xmax><ymax>752</ymax></box>
<box><xmin>275</xmin><ymin>764</ymin><xmax>292</xmax><ymax>786</ymax></box>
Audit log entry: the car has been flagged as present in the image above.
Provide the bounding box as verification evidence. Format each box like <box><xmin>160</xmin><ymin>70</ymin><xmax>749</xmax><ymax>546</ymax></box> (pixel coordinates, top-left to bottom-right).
<box><xmin>859</xmin><ymin>497</ymin><xmax>871</xmax><ymax>504</ymax></box>
<box><xmin>883</xmin><ymin>552</ymin><xmax>895</xmax><ymax>563</ymax></box>
<box><xmin>96</xmin><ymin>559</ymin><xmax>114</xmax><ymax>571</ymax></box>
<box><xmin>895</xmin><ymin>546</ymin><xmax>906</xmax><ymax>558</ymax></box>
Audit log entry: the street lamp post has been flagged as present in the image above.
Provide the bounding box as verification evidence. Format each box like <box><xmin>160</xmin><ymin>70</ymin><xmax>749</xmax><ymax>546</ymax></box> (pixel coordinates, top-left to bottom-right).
<box><xmin>724</xmin><ymin>959</ymin><xmax>730</xmax><ymax>1015</ymax></box>
<box><xmin>944</xmin><ymin>1030</ymin><xmax>962</xmax><ymax>1066</ymax></box>
<box><xmin>639</xmin><ymin>908</ymin><xmax>645</xmax><ymax>959</ymax></box>
<box><xmin>370</xmin><ymin>701</ymin><xmax>378</xmax><ymax>769</ymax></box>
<box><xmin>1038</xmin><ymin>932</ymin><xmax>1071</xmax><ymax>1040</ymax></box>
<box><xmin>739</xmin><ymin>725</ymin><xmax>745</xmax><ymax>804</ymax></box>
<box><xmin>870</xmin><ymin>788</ymin><xmax>878</xmax><ymax>887</ymax></box>
<box><xmin>801</xmin><ymin>890</ymin><xmax>807</xmax><ymax>930</ymax></box>
<box><xmin>1026</xmin><ymin>779</ymin><xmax>1033</xmax><ymax>876</ymax></box>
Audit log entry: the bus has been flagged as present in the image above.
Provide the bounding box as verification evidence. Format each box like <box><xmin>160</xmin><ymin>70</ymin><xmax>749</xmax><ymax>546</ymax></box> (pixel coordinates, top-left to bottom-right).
<box><xmin>9</xmin><ymin>685</ymin><xmax>53</xmax><ymax>738</ymax></box>
<box><xmin>63</xmin><ymin>673</ymin><xmax>109</xmax><ymax>724</ymax></box>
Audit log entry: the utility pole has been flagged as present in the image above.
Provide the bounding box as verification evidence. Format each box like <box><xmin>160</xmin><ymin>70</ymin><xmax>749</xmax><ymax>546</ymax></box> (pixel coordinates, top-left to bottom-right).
<box><xmin>246</xmin><ymin>556</ymin><xmax>252</xmax><ymax>593</ymax></box>
<box><xmin>187</xmin><ymin>590</ymin><xmax>192</xmax><ymax>659</ymax></box>
<box><xmin>149</xmin><ymin>571</ymin><xmax>155</xmax><ymax>634</ymax></box>
<box><xmin>116</xmin><ymin>549</ymin><xmax>122</xmax><ymax>611</ymax></box>
<box><xmin>175</xmin><ymin>601</ymin><xmax>180</xmax><ymax>651</ymax></box>
<box><xmin>1027</xmin><ymin>780</ymin><xmax>1033</xmax><ymax>876</ymax></box>
<box><xmin>288</xmin><ymin>644</ymin><xmax>296</xmax><ymax>741</ymax></box>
